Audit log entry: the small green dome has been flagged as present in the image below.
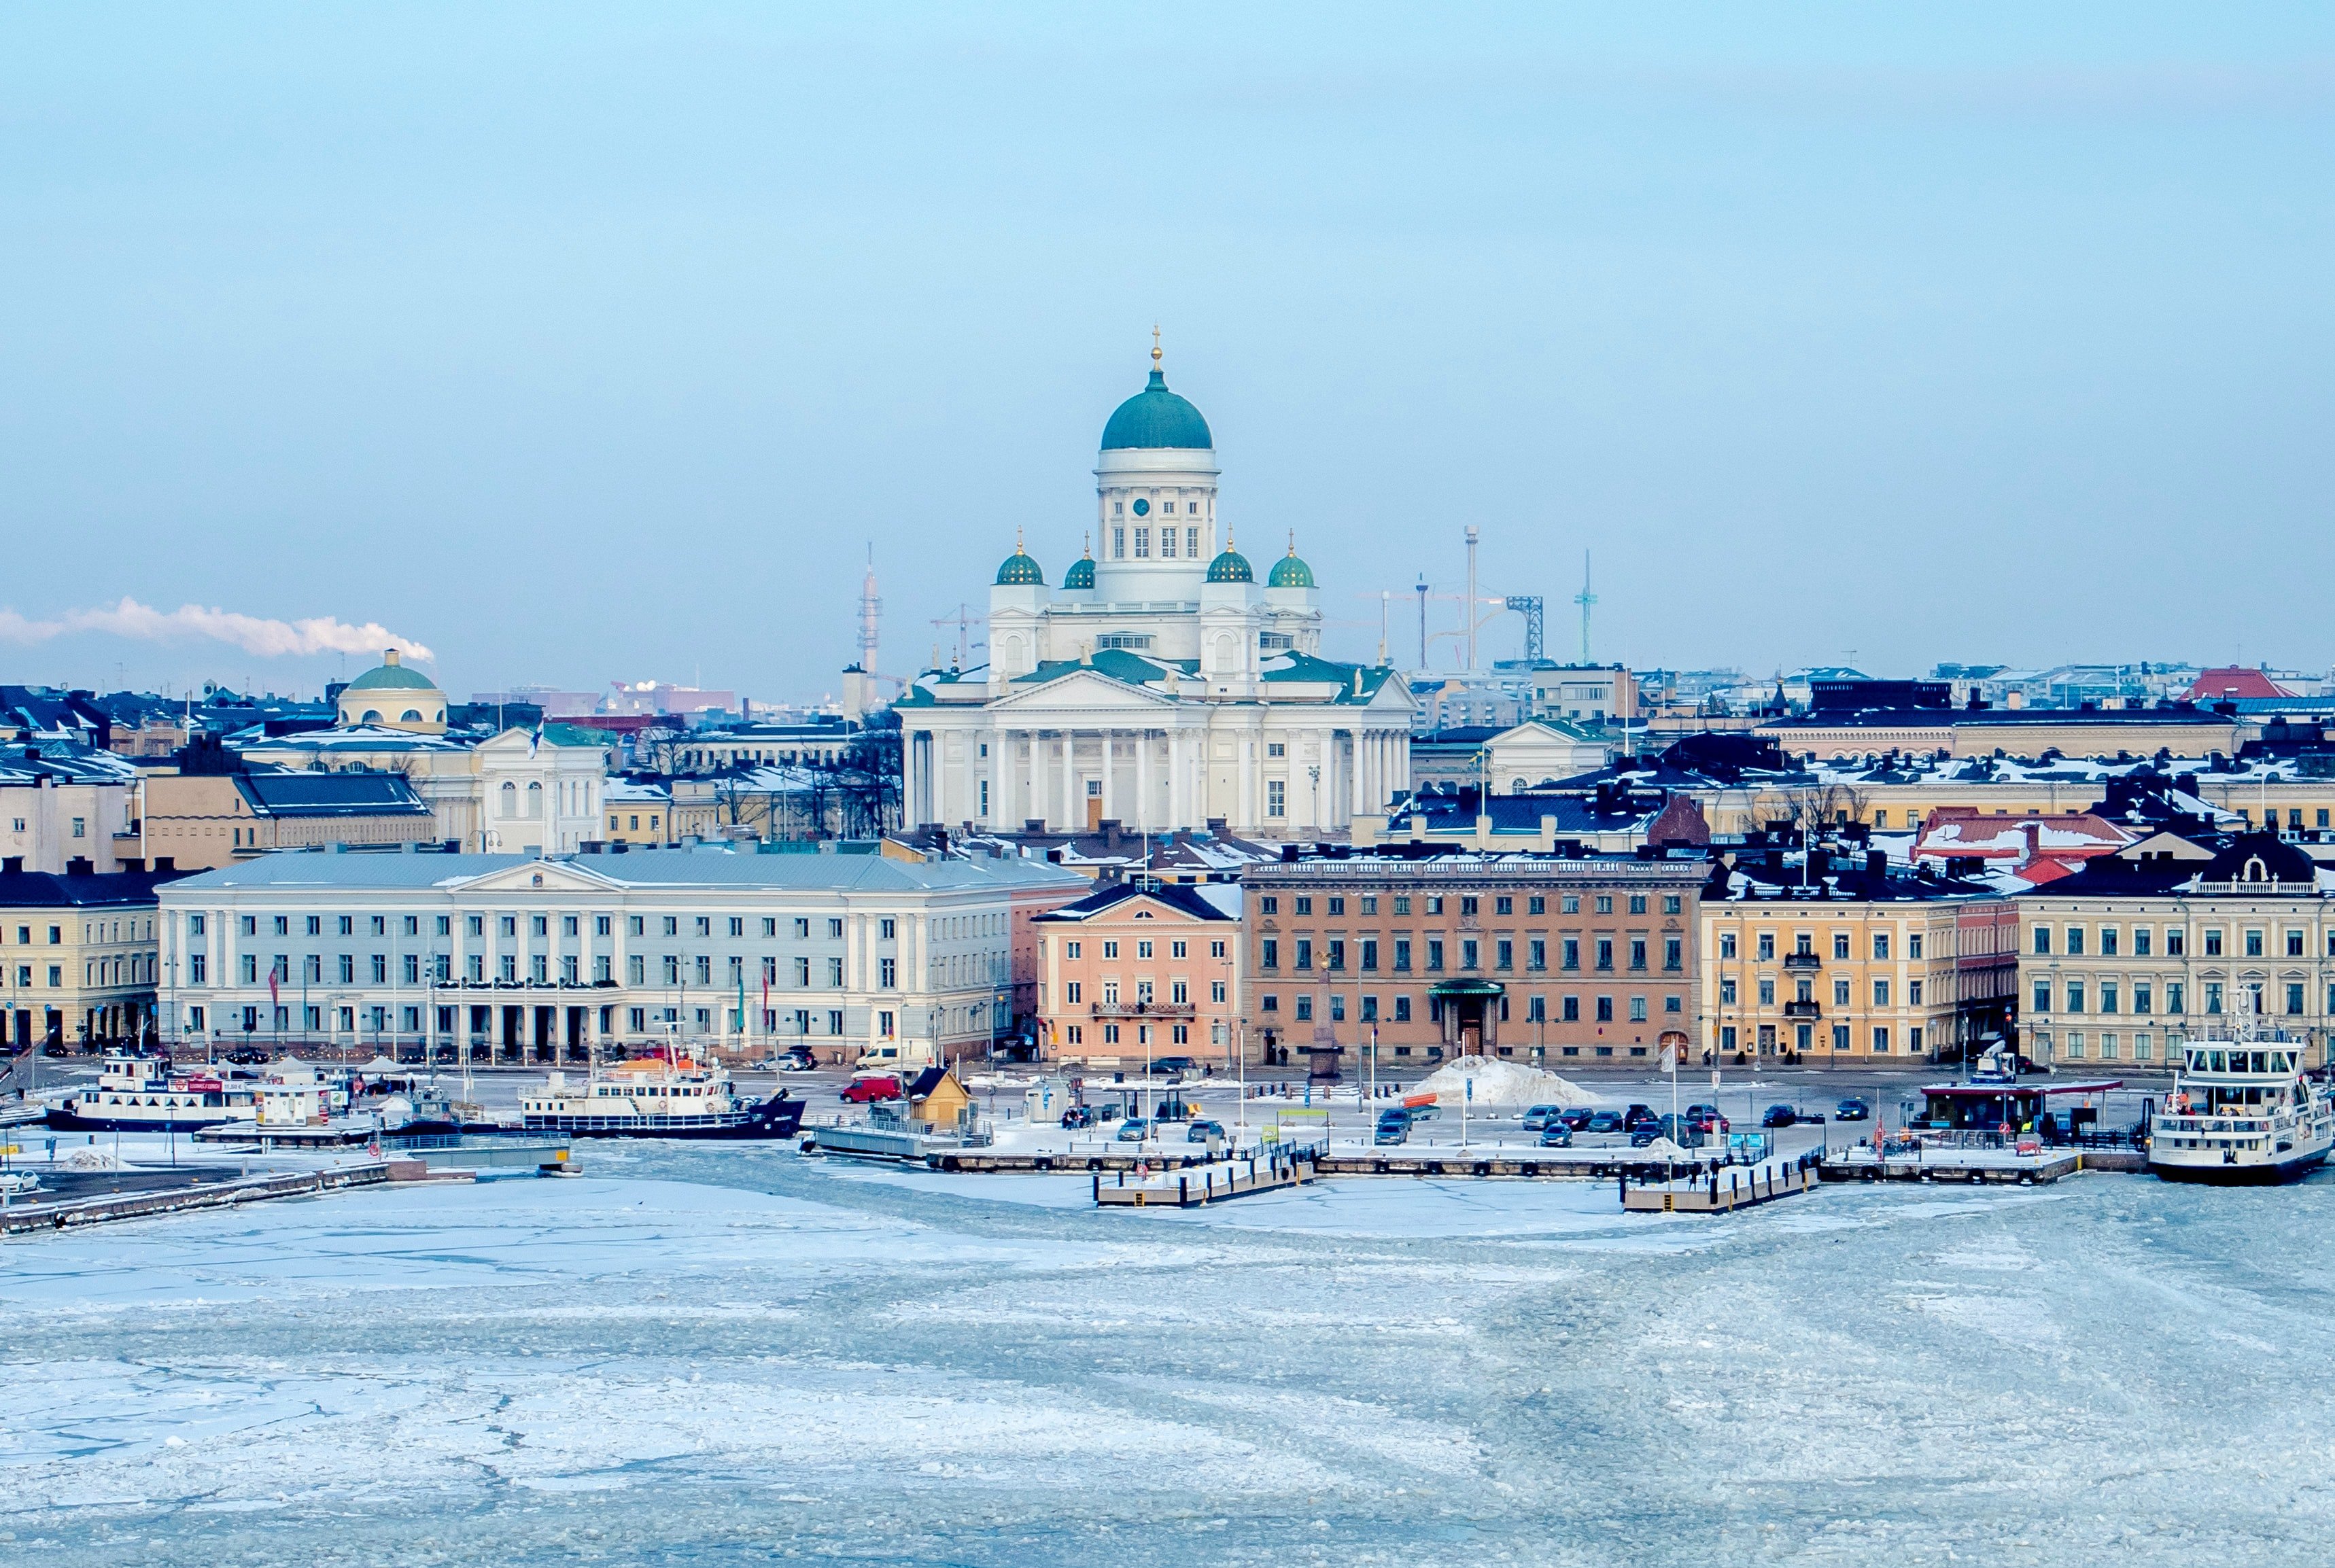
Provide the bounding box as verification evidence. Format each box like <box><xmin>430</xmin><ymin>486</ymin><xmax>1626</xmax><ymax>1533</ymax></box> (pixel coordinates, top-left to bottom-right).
<box><xmin>994</xmin><ymin>546</ymin><xmax>1046</xmax><ymax>587</ymax></box>
<box><xmin>1062</xmin><ymin>554</ymin><xmax>1096</xmax><ymax>591</ymax></box>
<box><xmin>1268</xmin><ymin>551</ymin><xmax>1315</xmax><ymax>589</ymax></box>
<box><xmin>345</xmin><ymin>650</ymin><xmax>436</xmax><ymax>691</ymax></box>
<box><xmin>1205</xmin><ymin>548</ymin><xmax>1253</xmax><ymax>585</ymax></box>
<box><xmin>1101</xmin><ymin>368</ymin><xmax>1213</xmax><ymax>451</ymax></box>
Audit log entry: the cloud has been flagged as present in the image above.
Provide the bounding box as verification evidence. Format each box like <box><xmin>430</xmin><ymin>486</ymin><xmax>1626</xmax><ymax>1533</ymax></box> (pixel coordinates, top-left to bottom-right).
<box><xmin>0</xmin><ymin>598</ymin><xmax>434</xmax><ymax>663</ymax></box>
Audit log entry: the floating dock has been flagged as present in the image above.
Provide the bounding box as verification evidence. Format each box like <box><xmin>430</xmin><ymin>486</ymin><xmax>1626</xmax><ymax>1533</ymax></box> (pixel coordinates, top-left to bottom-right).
<box><xmin>1820</xmin><ymin>1145</ymin><xmax>2143</xmax><ymax>1184</ymax></box>
<box><xmin>1093</xmin><ymin>1148</ymin><xmax>1317</xmax><ymax>1208</ymax></box>
<box><xmin>1623</xmin><ymin>1156</ymin><xmax>1822</xmax><ymax>1213</ymax></box>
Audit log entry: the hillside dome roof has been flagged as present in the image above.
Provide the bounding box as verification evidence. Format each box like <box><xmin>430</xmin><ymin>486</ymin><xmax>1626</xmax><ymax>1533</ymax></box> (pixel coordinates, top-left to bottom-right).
<box><xmin>344</xmin><ymin>650</ymin><xmax>437</xmax><ymax>691</ymax></box>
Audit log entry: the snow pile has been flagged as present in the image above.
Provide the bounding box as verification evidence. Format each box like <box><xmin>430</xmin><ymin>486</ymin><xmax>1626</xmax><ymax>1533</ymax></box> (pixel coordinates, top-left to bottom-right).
<box><xmin>1629</xmin><ymin>1137</ymin><xmax>1697</xmax><ymax>1161</ymax></box>
<box><xmin>56</xmin><ymin>1145</ymin><xmax>125</xmax><ymax>1172</ymax></box>
<box><xmin>1411</xmin><ymin>1056</ymin><xmax>1593</xmax><ymax>1109</ymax></box>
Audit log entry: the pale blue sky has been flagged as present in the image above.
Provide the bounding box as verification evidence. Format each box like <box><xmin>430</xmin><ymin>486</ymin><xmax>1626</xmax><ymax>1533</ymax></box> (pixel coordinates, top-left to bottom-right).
<box><xmin>3</xmin><ymin>5</ymin><xmax>2330</xmax><ymax>701</ymax></box>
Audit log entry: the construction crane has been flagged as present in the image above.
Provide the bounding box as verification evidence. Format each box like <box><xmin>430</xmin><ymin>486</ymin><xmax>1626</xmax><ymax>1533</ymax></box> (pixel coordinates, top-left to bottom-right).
<box><xmin>929</xmin><ymin>604</ymin><xmax>987</xmax><ymax>670</ymax></box>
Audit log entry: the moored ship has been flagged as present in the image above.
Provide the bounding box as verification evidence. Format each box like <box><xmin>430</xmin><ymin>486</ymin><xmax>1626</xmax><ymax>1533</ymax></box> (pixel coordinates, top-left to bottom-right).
<box><xmin>44</xmin><ymin>1051</ymin><xmax>245</xmax><ymax>1134</ymax></box>
<box><xmin>2149</xmin><ymin>1010</ymin><xmax>2334</xmax><ymax>1185</ymax></box>
<box><xmin>519</xmin><ymin>1056</ymin><xmax>803</xmax><ymax>1139</ymax></box>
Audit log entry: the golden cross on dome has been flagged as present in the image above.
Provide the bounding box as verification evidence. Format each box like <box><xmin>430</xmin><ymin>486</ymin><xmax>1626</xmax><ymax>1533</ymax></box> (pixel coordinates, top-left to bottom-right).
<box><xmin>1152</xmin><ymin>325</ymin><xmax>1162</xmax><ymax>366</ymax></box>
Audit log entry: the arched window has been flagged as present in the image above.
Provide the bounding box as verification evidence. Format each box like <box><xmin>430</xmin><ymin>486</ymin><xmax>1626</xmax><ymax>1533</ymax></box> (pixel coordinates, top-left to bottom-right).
<box><xmin>2244</xmin><ymin>856</ymin><xmax>2268</xmax><ymax>882</ymax></box>
<box><xmin>362</xmin><ymin>710</ymin><xmax>381</xmax><ymax>724</ymax></box>
<box><xmin>500</xmin><ymin>781</ymin><xmax>518</xmax><ymax>818</ymax></box>
<box><xmin>400</xmin><ymin>710</ymin><xmax>422</xmax><ymax>722</ymax></box>
<box><xmin>527</xmin><ymin>781</ymin><xmax>544</xmax><ymax>819</ymax></box>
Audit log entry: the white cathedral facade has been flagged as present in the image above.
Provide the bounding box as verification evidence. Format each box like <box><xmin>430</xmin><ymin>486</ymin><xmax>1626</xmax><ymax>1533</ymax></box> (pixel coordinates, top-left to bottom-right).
<box><xmin>897</xmin><ymin>347</ymin><xmax>1413</xmax><ymax>837</ymax></box>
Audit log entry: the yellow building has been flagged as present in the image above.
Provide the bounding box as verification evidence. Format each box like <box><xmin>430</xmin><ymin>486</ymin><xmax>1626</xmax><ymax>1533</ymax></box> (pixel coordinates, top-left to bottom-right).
<box><xmin>0</xmin><ymin>866</ymin><xmax>176</xmax><ymax>1050</ymax></box>
<box><xmin>1701</xmin><ymin>849</ymin><xmax>2016</xmax><ymax>1065</ymax></box>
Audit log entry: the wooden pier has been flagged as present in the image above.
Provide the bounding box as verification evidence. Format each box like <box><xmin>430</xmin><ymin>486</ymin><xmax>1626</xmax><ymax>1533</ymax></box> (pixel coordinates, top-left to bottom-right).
<box><xmin>1093</xmin><ymin>1148</ymin><xmax>1318</xmax><ymax>1208</ymax></box>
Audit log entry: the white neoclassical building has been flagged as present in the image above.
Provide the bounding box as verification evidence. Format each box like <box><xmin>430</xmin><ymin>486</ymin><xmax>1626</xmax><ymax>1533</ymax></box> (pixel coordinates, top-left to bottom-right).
<box><xmin>898</xmin><ymin>347</ymin><xmax>1413</xmax><ymax>837</ymax></box>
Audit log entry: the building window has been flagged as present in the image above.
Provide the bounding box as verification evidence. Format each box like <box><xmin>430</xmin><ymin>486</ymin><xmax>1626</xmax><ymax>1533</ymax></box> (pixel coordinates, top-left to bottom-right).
<box><xmin>1872</xmin><ymin>1027</ymin><xmax>1890</xmax><ymax>1053</ymax></box>
<box><xmin>1392</xmin><ymin>996</ymin><xmax>1411</xmax><ymax>1022</ymax></box>
<box><xmin>1426</xmin><ymin>939</ymin><xmax>1445</xmax><ymax>972</ymax></box>
<box><xmin>1873</xmin><ymin>934</ymin><xmax>1891</xmax><ymax>960</ymax></box>
<box><xmin>1872</xmin><ymin>979</ymin><xmax>1890</xmax><ymax>1007</ymax></box>
<box><xmin>1628</xmin><ymin>996</ymin><xmax>1647</xmax><ymax>1023</ymax></box>
<box><xmin>1561</xmin><ymin>995</ymin><xmax>1579</xmax><ymax>1022</ymax></box>
<box><xmin>1756</xmin><ymin>933</ymin><xmax>1774</xmax><ymax>961</ymax></box>
<box><xmin>2203</xmin><ymin>929</ymin><xmax>2223</xmax><ymax>957</ymax></box>
<box><xmin>1595</xmin><ymin>939</ymin><xmax>1613</xmax><ymax>972</ymax></box>
<box><xmin>2065</xmin><ymin>980</ymin><xmax>2086</xmax><ymax>1013</ymax></box>
<box><xmin>1628</xmin><ymin>939</ymin><xmax>1646</xmax><ymax>972</ymax></box>
<box><xmin>1393</xmin><ymin>939</ymin><xmax>1411</xmax><ymax>972</ymax></box>
<box><xmin>1261</xmin><ymin>939</ymin><xmax>1279</xmax><ymax>971</ymax></box>
<box><xmin>2167</xmin><ymin>928</ymin><xmax>2185</xmax><ymax>956</ymax></box>
<box><xmin>1595</xmin><ymin>996</ymin><xmax>1613</xmax><ymax>1022</ymax></box>
<box><xmin>1294</xmin><ymin>939</ymin><xmax>1313</xmax><ymax>971</ymax></box>
<box><xmin>1266</xmin><ymin>780</ymin><xmax>1285</xmax><ymax>818</ymax></box>
<box><xmin>1529</xmin><ymin>938</ymin><xmax>1546</xmax><ymax>971</ymax></box>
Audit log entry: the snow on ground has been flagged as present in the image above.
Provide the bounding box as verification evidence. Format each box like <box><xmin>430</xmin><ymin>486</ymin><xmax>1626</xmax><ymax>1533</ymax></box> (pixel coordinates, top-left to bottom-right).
<box><xmin>1412</xmin><ymin>1053</ymin><xmax>1595</xmax><ymax>1108</ymax></box>
<box><xmin>6</xmin><ymin>1151</ymin><xmax>2335</xmax><ymax>1567</ymax></box>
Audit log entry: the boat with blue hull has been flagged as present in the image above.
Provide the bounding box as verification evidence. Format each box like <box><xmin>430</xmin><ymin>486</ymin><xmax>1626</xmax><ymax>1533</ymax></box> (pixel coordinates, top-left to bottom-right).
<box><xmin>44</xmin><ymin>1051</ymin><xmax>243</xmax><ymax>1134</ymax></box>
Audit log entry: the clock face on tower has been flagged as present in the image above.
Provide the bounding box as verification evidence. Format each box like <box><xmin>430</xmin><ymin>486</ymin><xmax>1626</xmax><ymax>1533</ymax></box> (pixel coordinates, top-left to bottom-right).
<box><xmin>1131</xmin><ymin>498</ymin><xmax>1149</xmax><ymax>517</ymax></box>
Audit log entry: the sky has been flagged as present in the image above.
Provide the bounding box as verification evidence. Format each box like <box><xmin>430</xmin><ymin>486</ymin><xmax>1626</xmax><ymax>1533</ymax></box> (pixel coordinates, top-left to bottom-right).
<box><xmin>2</xmin><ymin>3</ymin><xmax>2330</xmax><ymax>703</ymax></box>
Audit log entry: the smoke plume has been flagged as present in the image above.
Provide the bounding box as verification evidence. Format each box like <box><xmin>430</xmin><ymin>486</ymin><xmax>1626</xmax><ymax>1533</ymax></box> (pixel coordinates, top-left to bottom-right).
<box><xmin>0</xmin><ymin>598</ymin><xmax>434</xmax><ymax>663</ymax></box>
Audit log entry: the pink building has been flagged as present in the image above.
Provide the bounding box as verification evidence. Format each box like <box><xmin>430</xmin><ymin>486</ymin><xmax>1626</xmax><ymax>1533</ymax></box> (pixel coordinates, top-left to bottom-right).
<box><xmin>1033</xmin><ymin>881</ymin><xmax>1243</xmax><ymax>1069</ymax></box>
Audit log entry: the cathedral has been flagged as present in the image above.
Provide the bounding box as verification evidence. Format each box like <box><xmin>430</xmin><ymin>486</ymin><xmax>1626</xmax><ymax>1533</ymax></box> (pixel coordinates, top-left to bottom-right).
<box><xmin>897</xmin><ymin>345</ymin><xmax>1413</xmax><ymax>837</ymax></box>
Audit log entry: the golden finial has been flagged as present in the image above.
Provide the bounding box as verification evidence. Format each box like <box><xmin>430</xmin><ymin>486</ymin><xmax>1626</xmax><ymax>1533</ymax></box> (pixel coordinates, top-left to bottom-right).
<box><xmin>1082</xmin><ymin>531</ymin><xmax>1092</xmax><ymax>559</ymax></box>
<box><xmin>1015</xmin><ymin>525</ymin><xmax>1025</xmax><ymax>553</ymax></box>
<box><xmin>1152</xmin><ymin>325</ymin><xmax>1162</xmax><ymax>368</ymax></box>
<box><xmin>1287</xmin><ymin>528</ymin><xmax>1297</xmax><ymax>555</ymax></box>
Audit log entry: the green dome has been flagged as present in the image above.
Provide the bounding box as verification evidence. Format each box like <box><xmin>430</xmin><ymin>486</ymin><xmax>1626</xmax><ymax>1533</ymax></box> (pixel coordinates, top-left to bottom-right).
<box><xmin>1268</xmin><ymin>551</ymin><xmax>1315</xmax><ymax>589</ymax></box>
<box><xmin>994</xmin><ymin>547</ymin><xmax>1046</xmax><ymax>587</ymax></box>
<box><xmin>1205</xmin><ymin>548</ymin><xmax>1253</xmax><ymax>585</ymax></box>
<box><xmin>1101</xmin><ymin>369</ymin><xmax>1213</xmax><ymax>451</ymax></box>
<box><xmin>345</xmin><ymin>651</ymin><xmax>436</xmax><ymax>691</ymax></box>
<box><xmin>1062</xmin><ymin>554</ymin><xmax>1096</xmax><ymax>591</ymax></box>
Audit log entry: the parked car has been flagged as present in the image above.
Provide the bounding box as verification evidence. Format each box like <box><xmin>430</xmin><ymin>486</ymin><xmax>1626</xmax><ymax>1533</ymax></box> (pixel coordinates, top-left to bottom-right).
<box><xmin>840</xmin><ymin>1075</ymin><xmax>902</xmax><ymax>1104</ymax></box>
<box><xmin>1761</xmin><ymin>1103</ymin><xmax>1797</xmax><ymax>1128</ymax></box>
<box><xmin>1521</xmin><ymin>1104</ymin><xmax>1563</xmax><ymax>1132</ymax></box>
<box><xmin>1115</xmin><ymin>1117</ymin><xmax>1152</xmax><ymax>1143</ymax></box>
<box><xmin>1558</xmin><ymin>1107</ymin><xmax>1595</xmax><ymax>1131</ymax></box>
<box><xmin>1150</xmin><ymin>1056</ymin><xmax>1198</xmax><ymax>1080</ymax></box>
<box><xmin>1684</xmin><ymin>1103</ymin><xmax>1729</xmax><ymax>1133</ymax></box>
<box><xmin>1373</xmin><ymin>1110</ymin><xmax>1410</xmax><ymax>1147</ymax></box>
<box><xmin>1655</xmin><ymin>1115</ymin><xmax>1708</xmax><ymax>1148</ymax></box>
<box><xmin>1537</xmin><ymin>1123</ymin><xmax>1574</xmax><ymax>1148</ymax></box>
<box><xmin>1629</xmin><ymin>1126</ymin><xmax>1662</xmax><ymax>1148</ymax></box>
<box><xmin>224</xmin><ymin>1047</ymin><xmax>271</xmax><ymax>1066</ymax></box>
<box><xmin>1585</xmin><ymin>1111</ymin><xmax>1625</xmax><ymax>1134</ymax></box>
<box><xmin>1835</xmin><ymin>1098</ymin><xmax>1871</xmax><ymax>1121</ymax></box>
<box><xmin>1060</xmin><ymin>1105</ymin><xmax>1094</xmax><ymax>1130</ymax></box>
<box><xmin>1623</xmin><ymin>1105</ymin><xmax>1661</xmax><ymax>1133</ymax></box>
<box><xmin>774</xmin><ymin>1046</ymin><xmax>818</xmax><ymax>1073</ymax></box>
<box><xmin>1186</xmin><ymin>1119</ymin><xmax>1226</xmax><ymax>1143</ymax></box>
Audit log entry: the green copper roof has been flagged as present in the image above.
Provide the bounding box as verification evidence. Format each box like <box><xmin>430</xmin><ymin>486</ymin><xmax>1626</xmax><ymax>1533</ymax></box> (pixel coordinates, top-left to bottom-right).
<box><xmin>1062</xmin><ymin>554</ymin><xmax>1096</xmax><ymax>590</ymax></box>
<box><xmin>1268</xmin><ymin>551</ymin><xmax>1315</xmax><ymax>589</ymax></box>
<box><xmin>1101</xmin><ymin>369</ymin><xmax>1212</xmax><ymax>451</ymax></box>
<box><xmin>994</xmin><ymin>548</ymin><xmax>1045</xmax><ymax>587</ymax></box>
<box><xmin>1205</xmin><ymin>547</ymin><xmax>1253</xmax><ymax>584</ymax></box>
<box><xmin>345</xmin><ymin>657</ymin><xmax>436</xmax><ymax>691</ymax></box>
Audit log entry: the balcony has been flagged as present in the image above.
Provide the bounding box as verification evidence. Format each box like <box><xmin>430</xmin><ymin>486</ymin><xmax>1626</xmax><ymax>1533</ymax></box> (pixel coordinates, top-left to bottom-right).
<box><xmin>1090</xmin><ymin>1000</ymin><xmax>1195</xmax><ymax>1020</ymax></box>
<box><xmin>1782</xmin><ymin>952</ymin><xmax>1823</xmax><ymax>971</ymax></box>
<box><xmin>1782</xmin><ymin>1000</ymin><xmax>1822</xmax><ymax>1019</ymax></box>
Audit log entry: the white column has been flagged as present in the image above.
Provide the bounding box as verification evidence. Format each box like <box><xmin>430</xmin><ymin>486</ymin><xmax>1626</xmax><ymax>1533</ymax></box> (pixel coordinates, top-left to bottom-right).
<box><xmin>1101</xmin><ymin>729</ymin><xmax>1115</xmax><ymax>822</ymax></box>
<box><xmin>1059</xmin><ymin>732</ymin><xmax>1075</xmax><ymax>829</ymax></box>
<box><xmin>987</xmin><ymin>725</ymin><xmax>1005</xmax><ymax>827</ymax></box>
<box><xmin>1136</xmin><ymin>729</ymin><xmax>1152</xmax><ymax>832</ymax></box>
<box><xmin>1237</xmin><ymin>733</ymin><xmax>1255</xmax><ymax>831</ymax></box>
<box><xmin>1348</xmin><ymin>731</ymin><xmax>1364</xmax><ymax>824</ymax></box>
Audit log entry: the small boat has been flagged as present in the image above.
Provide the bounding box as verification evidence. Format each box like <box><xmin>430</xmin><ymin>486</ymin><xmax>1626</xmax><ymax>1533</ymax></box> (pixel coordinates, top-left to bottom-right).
<box><xmin>2150</xmin><ymin>1005</ymin><xmax>2334</xmax><ymax>1185</ymax></box>
<box><xmin>518</xmin><ymin>1056</ymin><xmax>804</xmax><ymax>1140</ymax></box>
<box><xmin>44</xmin><ymin>1051</ymin><xmax>245</xmax><ymax>1134</ymax></box>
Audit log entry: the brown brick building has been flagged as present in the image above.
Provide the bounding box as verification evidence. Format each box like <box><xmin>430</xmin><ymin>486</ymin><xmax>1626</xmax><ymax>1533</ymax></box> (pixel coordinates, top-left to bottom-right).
<box><xmin>1239</xmin><ymin>850</ymin><xmax>1708</xmax><ymax>1073</ymax></box>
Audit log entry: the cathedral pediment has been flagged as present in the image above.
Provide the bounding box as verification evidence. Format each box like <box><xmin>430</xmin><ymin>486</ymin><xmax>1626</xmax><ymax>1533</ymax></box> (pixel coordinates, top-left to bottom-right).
<box><xmin>988</xmin><ymin>667</ymin><xmax>1181</xmax><ymax>713</ymax></box>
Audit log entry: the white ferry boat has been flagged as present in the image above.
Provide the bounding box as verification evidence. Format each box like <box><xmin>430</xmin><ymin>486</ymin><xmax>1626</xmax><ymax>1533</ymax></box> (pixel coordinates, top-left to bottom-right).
<box><xmin>44</xmin><ymin>1050</ymin><xmax>246</xmax><ymax>1134</ymax></box>
<box><xmin>2149</xmin><ymin>1012</ymin><xmax>2335</xmax><ymax>1185</ymax></box>
<box><xmin>518</xmin><ymin>1055</ymin><xmax>804</xmax><ymax>1140</ymax></box>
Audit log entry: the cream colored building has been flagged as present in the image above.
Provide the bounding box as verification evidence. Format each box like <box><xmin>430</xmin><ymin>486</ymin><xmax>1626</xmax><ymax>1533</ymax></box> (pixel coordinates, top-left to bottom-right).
<box><xmin>233</xmin><ymin>723</ymin><xmax>610</xmax><ymax>855</ymax></box>
<box><xmin>1</xmin><ymin>867</ymin><xmax>174</xmax><ymax>1050</ymax></box>
<box><xmin>2017</xmin><ymin>830</ymin><xmax>2335</xmax><ymax>1070</ymax></box>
